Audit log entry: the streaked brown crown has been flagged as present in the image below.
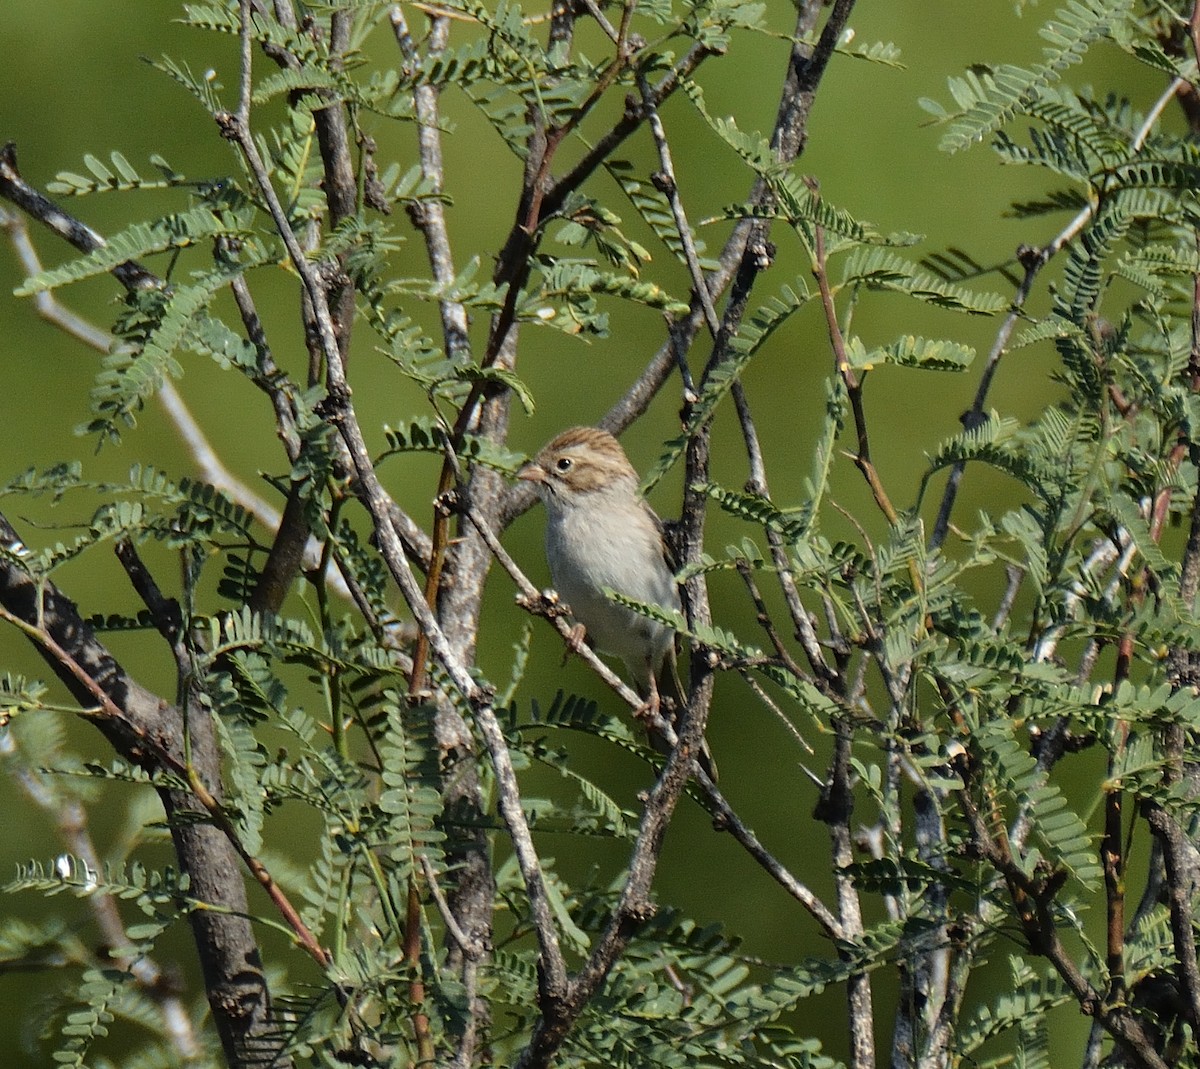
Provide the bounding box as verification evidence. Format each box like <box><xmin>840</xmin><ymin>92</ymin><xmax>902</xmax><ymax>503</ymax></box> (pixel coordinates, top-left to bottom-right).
<box><xmin>528</xmin><ymin>426</ymin><xmax>638</xmax><ymax>493</ymax></box>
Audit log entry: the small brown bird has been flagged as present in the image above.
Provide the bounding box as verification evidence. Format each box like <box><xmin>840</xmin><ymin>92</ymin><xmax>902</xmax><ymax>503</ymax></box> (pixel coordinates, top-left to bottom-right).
<box><xmin>519</xmin><ymin>426</ymin><xmax>717</xmax><ymax>780</ymax></box>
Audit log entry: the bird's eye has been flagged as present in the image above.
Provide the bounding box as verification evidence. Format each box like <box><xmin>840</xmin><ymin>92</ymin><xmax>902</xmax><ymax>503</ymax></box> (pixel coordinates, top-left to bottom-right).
<box><xmin>555</xmin><ymin>457</ymin><xmax>573</xmax><ymax>473</ymax></box>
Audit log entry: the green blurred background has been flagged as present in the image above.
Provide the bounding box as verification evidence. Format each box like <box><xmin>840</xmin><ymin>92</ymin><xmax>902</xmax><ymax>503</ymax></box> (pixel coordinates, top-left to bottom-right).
<box><xmin>0</xmin><ymin>2</ymin><xmax>1173</xmax><ymax>1064</ymax></box>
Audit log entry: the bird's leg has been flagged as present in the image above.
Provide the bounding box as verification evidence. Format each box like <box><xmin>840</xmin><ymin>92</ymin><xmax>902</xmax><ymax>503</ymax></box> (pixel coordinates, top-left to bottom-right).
<box><xmin>633</xmin><ymin>660</ymin><xmax>661</xmax><ymax>725</ymax></box>
<box><xmin>560</xmin><ymin>622</ymin><xmax>588</xmax><ymax>665</ymax></box>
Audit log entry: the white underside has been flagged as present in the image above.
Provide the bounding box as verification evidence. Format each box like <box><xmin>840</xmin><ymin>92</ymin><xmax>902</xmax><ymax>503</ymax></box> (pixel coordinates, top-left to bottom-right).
<box><xmin>543</xmin><ymin>484</ymin><xmax>679</xmax><ymax>689</ymax></box>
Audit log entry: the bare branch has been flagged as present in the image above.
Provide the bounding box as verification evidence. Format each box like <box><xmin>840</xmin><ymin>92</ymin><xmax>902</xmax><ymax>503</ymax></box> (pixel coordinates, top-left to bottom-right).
<box><xmin>218</xmin><ymin>13</ymin><xmax>572</xmax><ymax>1008</ymax></box>
<box><xmin>391</xmin><ymin>5</ymin><xmax>471</xmax><ymax>362</ymax></box>
<box><xmin>0</xmin><ymin>512</ymin><xmax>279</xmax><ymax>1068</ymax></box>
<box><xmin>0</xmin><ymin>728</ymin><xmax>201</xmax><ymax>1061</ymax></box>
<box><xmin>636</xmin><ymin>69</ymin><xmax>721</xmax><ymax>340</ymax></box>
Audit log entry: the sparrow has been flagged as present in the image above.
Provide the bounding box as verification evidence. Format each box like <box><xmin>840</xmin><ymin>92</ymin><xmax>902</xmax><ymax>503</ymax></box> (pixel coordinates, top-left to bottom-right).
<box><xmin>519</xmin><ymin>426</ymin><xmax>716</xmax><ymax>780</ymax></box>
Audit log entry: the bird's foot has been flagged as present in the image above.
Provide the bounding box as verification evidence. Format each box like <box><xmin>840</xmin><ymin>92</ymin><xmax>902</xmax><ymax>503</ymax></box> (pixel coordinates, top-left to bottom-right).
<box><xmin>560</xmin><ymin>622</ymin><xmax>588</xmax><ymax>665</ymax></box>
<box><xmin>633</xmin><ymin>673</ymin><xmax>662</xmax><ymax>725</ymax></box>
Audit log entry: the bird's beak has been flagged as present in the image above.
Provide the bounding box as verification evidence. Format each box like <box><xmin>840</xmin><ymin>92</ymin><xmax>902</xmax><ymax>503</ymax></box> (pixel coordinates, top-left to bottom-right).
<box><xmin>517</xmin><ymin>463</ymin><xmax>546</xmax><ymax>484</ymax></box>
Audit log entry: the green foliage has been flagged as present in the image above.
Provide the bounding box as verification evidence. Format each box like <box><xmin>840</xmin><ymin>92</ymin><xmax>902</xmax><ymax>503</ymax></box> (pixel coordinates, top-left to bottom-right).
<box><xmin>842</xmin><ymin>246</ymin><xmax>1011</xmax><ymax>314</ymax></box>
<box><xmin>47</xmin><ymin>152</ymin><xmax>187</xmax><ymax>197</ymax></box>
<box><xmin>6</xmin><ymin>1</ymin><xmax>1200</xmax><ymax>1068</ymax></box>
<box><xmin>919</xmin><ymin>0</ymin><xmax>1133</xmax><ymax>153</ymax></box>
<box><xmin>7</xmin><ymin>857</ymin><xmax>190</xmax><ymax>912</ymax></box>
<box><xmin>15</xmin><ymin>207</ymin><xmax>246</xmax><ymax>296</ymax></box>
<box><xmin>955</xmin><ymin>957</ymin><xmax>1073</xmax><ymax>1060</ymax></box>
<box><xmin>843</xmin><ymin>334</ymin><xmax>975</xmax><ymax>372</ymax></box>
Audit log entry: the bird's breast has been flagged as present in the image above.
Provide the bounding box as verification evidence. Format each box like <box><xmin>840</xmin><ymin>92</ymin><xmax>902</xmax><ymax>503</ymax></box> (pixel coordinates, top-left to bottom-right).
<box><xmin>544</xmin><ymin>494</ymin><xmax>679</xmax><ymax>669</ymax></box>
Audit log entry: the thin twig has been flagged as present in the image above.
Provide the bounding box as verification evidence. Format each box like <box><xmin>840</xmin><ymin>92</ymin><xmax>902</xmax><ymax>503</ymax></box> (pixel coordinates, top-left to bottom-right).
<box><xmin>739</xmin><ymin>670</ymin><xmax>816</xmax><ymax>758</ymax></box>
<box><xmin>991</xmin><ymin>564</ymin><xmax>1024</xmax><ymax>631</ymax></box>
<box><xmin>735</xmin><ymin>558</ymin><xmax>812</xmax><ymax>684</ymax></box>
<box><xmin>222</xmin><ymin>5</ymin><xmax>571</xmax><ymax>1003</ymax></box>
<box><xmin>929</xmin><ymin>68</ymin><xmax>1188</xmax><ymax>550</ymax></box>
<box><xmin>464</xmin><ymin>503</ymin><xmax>841</xmax><ymax>936</ymax></box>
<box><xmin>0</xmin><ymin>206</ymin><xmax>115</xmax><ymax>349</ymax></box>
<box><xmin>730</xmin><ymin>360</ymin><xmax>833</xmax><ymax>684</ymax></box>
<box><xmin>809</xmin><ymin>189</ymin><xmax>899</xmax><ymax>527</ymax></box>
<box><xmin>0</xmin><ymin>729</ymin><xmax>201</xmax><ymax>1060</ymax></box>
<box><xmin>463</xmin><ymin>502</ymin><xmax>643</xmax><ymax>708</ymax></box>
<box><xmin>579</xmin><ymin>0</ymin><xmax>619</xmax><ymax>42</ymax></box>
<box><xmin>0</xmin><ymin>597</ymin><xmax>331</xmax><ymax>967</ymax></box>
<box><xmin>636</xmin><ymin>69</ymin><xmax>721</xmax><ymax>339</ymax></box>
<box><xmin>420</xmin><ymin>855</ymin><xmax>484</xmax><ymax>961</ymax></box>
<box><xmin>225</xmin><ymin>265</ymin><xmax>302</xmax><ymax>460</ymax></box>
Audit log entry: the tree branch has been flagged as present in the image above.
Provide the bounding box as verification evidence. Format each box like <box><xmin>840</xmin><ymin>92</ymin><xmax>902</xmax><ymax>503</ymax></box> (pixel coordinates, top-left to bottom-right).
<box><xmin>957</xmin><ymin>773</ymin><xmax>1170</xmax><ymax>1069</ymax></box>
<box><xmin>929</xmin><ymin>67</ymin><xmax>1189</xmax><ymax>550</ymax></box>
<box><xmin>218</xmin><ymin>16</ymin><xmax>573</xmax><ymax>1015</ymax></box>
<box><xmin>0</xmin><ymin>512</ymin><xmax>280</xmax><ymax>1069</ymax></box>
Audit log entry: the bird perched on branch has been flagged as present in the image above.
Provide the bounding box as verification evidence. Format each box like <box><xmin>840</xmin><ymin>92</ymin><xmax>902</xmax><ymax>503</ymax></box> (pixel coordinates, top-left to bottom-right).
<box><xmin>519</xmin><ymin>426</ymin><xmax>716</xmax><ymax>780</ymax></box>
